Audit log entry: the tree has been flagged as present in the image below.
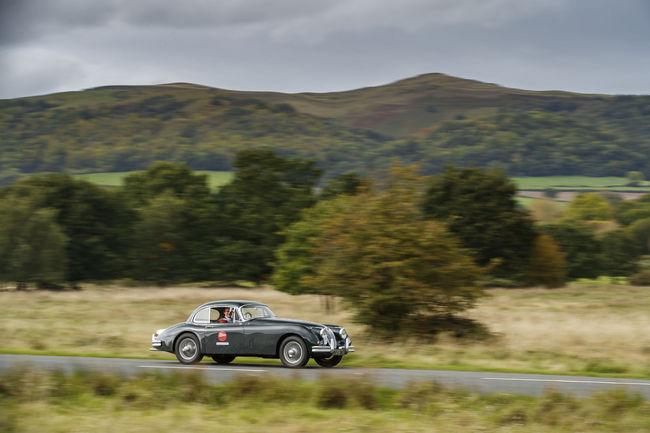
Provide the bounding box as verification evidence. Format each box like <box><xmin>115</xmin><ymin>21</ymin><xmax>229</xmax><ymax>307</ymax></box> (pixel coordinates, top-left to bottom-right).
<box><xmin>614</xmin><ymin>194</ymin><xmax>650</xmax><ymax>226</ymax></box>
<box><xmin>5</xmin><ymin>174</ymin><xmax>133</xmax><ymax>284</ymax></box>
<box><xmin>626</xmin><ymin>217</ymin><xmax>650</xmax><ymax>254</ymax></box>
<box><xmin>122</xmin><ymin>162</ymin><xmax>211</xmax><ymax>207</ymax></box>
<box><xmin>525</xmin><ymin>234</ymin><xmax>567</xmax><ymax>288</ymax></box>
<box><xmin>542</xmin><ymin>223</ymin><xmax>602</xmax><ymax>279</ymax></box>
<box><xmin>626</xmin><ymin>171</ymin><xmax>644</xmax><ymax>186</ymax></box>
<box><xmin>599</xmin><ymin>229</ymin><xmax>641</xmax><ymax>276</ymax></box>
<box><xmin>320</xmin><ymin>172</ymin><xmax>367</xmax><ymax>199</ymax></box>
<box><xmin>131</xmin><ymin>192</ymin><xmax>189</xmax><ymax>285</ymax></box>
<box><xmin>298</xmin><ymin>166</ymin><xmax>483</xmax><ymax>336</ymax></box>
<box><xmin>563</xmin><ymin>193</ymin><xmax>614</xmax><ymax>223</ymax></box>
<box><xmin>272</xmin><ymin>200</ymin><xmax>343</xmax><ymax>296</ymax></box>
<box><xmin>422</xmin><ymin>166</ymin><xmax>536</xmax><ymax>277</ymax></box>
<box><xmin>0</xmin><ymin>196</ymin><xmax>67</xmax><ymax>289</ymax></box>
<box><xmin>215</xmin><ymin>149</ymin><xmax>322</xmax><ymax>282</ymax></box>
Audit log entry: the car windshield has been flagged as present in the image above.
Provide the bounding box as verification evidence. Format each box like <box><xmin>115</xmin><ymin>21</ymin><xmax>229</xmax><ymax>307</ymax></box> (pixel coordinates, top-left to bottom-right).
<box><xmin>241</xmin><ymin>304</ymin><xmax>274</xmax><ymax>320</ymax></box>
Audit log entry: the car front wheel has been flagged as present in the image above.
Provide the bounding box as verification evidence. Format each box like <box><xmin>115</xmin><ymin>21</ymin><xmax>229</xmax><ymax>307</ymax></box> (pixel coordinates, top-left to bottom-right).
<box><xmin>314</xmin><ymin>355</ymin><xmax>343</xmax><ymax>368</ymax></box>
<box><xmin>175</xmin><ymin>333</ymin><xmax>204</xmax><ymax>364</ymax></box>
<box><xmin>279</xmin><ymin>336</ymin><xmax>309</xmax><ymax>368</ymax></box>
<box><xmin>211</xmin><ymin>355</ymin><xmax>236</xmax><ymax>364</ymax></box>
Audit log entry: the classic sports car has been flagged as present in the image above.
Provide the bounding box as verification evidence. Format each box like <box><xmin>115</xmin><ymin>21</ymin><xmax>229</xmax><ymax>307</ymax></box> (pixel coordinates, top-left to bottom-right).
<box><xmin>151</xmin><ymin>300</ymin><xmax>354</xmax><ymax>368</ymax></box>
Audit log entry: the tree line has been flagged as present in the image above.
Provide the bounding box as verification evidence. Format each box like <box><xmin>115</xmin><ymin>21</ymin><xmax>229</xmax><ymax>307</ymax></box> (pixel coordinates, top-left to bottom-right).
<box><xmin>2</xmin><ymin>150</ymin><xmax>649</xmax><ymax>335</ymax></box>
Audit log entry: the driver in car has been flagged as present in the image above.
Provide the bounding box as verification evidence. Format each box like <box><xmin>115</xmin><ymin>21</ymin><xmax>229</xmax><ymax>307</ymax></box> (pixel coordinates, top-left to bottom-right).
<box><xmin>220</xmin><ymin>307</ymin><xmax>233</xmax><ymax>323</ymax></box>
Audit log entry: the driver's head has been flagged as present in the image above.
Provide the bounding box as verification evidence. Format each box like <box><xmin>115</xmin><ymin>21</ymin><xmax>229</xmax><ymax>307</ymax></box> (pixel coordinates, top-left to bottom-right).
<box><xmin>224</xmin><ymin>307</ymin><xmax>231</xmax><ymax>316</ymax></box>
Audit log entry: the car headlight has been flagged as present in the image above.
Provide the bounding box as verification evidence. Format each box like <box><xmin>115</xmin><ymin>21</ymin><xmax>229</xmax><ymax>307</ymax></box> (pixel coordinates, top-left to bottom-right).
<box><xmin>154</xmin><ymin>328</ymin><xmax>166</xmax><ymax>337</ymax></box>
<box><xmin>319</xmin><ymin>328</ymin><xmax>329</xmax><ymax>344</ymax></box>
<box><xmin>338</xmin><ymin>328</ymin><xmax>348</xmax><ymax>340</ymax></box>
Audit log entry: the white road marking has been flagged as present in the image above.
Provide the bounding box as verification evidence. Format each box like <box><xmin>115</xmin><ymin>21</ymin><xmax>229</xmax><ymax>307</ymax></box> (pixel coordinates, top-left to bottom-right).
<box><xmin>481</xmin><ymin>377</ymin><xmax>650</xmax><ymax>386</ymax></box>
<box><xmin>138</xmin><ymin>365</ymin><xmax>267</xmax><ymax>372</ymax></box>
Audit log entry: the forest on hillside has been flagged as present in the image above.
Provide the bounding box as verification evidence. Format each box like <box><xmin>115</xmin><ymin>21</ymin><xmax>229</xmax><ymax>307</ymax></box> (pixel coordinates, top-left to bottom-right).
<box><xmin>2</xmin><ymin>75</ymin><xmax>650</xmax><ymax>184</ymax></box>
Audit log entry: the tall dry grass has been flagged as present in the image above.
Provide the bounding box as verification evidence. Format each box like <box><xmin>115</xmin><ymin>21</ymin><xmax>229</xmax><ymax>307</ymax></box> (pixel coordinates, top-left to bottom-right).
<box><xmin>0</xmin><ymin>283</ymin><xmax>648</xmax><ymax>375</ymax></box>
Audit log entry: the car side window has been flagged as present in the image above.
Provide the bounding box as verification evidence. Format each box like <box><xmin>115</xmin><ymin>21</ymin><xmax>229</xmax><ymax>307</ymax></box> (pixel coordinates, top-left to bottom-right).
<box><xmin>210</xmin><ymin>308</ymin><xmax>221</xmax><ymax>323</ymax></box>
<box><xmin>193</xmin><ymin>307</ymin><xmax>210</xmax><ymax>324</ymax></box>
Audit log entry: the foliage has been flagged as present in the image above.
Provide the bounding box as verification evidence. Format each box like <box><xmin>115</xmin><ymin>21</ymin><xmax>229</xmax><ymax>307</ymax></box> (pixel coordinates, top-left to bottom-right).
<box><xmin>3</xmin><ymin>77</ymin><xmax>650</xmax><ymax>181</ymax></box>
<box><xmin>122</xmin><ymin>162</ymin><xmax>211</xmax><ymax>207</ymax></box>
<box><xmin>563</xmin><ymin>193</ymin><xmax>615</xmax><ymax>223</ymax></box>
<box><xmin>320</xmin><ymin>172</ymin><xmax>368</xmax><ymax>199</ymax></box>
<box><xmin>525</xmin><ymin>234</ymin><xmax>567</xmax><ymax>288</ymax></box>
<box><xmin>542</xmin><ymin>223</ymin><xmax>602</xmax><ymax>279</ymax></box>
<box><xmin>131</xmin><ymin>192</ymin><xmax>192</xmax><ymax>284</ymax></box>
<box><xmin>599</xmin><ymin>229</ymin><xmax>641</xmax><ymax>276</ymax></box>
<box><xmin>302</xmin><ymin>166</ymin><xmax>483</xmax><ymax>336</ymax></box>
<box><xmin>213</xmin><ymin>149</ymin><xmax>322</xmax><ymax>282</ymax></box>
<box><xmin>626</xmin><ymin>217</ymin><xmax>650</xmax><ymax>254</ymax></box>
<box><xmin>272</xmin><ymin>200</ymin><xmax>342</xmax><ymax>295</ymax></box>
<box><xmin>382</xmin><ymin>111</ymin><xmax>650</xmax><ymax>177</ymax></box>
<box><xmin>0</xmin><ymin>196</ymin><xmax>67</xmax><ymax>288</ymax></box>
<box><xmin>422</xmin><ymin>166</ymin><xmax>537</xmax><ymax>277</ymax></box>
<box><xmin>626</xmin><ymin>170</ymin><xmax>644</xmax><ymax>186</ymax></box>
<box><xmin>614</xmin><ymin>194</ymin><xmax>650</xmax><ymax>226</ymax></box>
<box><xmin>2</xmin><ymin>175</ymin><xmax>132</xmax><ymax>283</ymax></box>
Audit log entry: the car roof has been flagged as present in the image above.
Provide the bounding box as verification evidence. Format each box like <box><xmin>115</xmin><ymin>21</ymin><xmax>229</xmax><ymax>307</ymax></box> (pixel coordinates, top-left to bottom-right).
<box><xmin>194</xmin><ymin>300</ymin><xmax>267</xmax><ymax>310</ymax></box>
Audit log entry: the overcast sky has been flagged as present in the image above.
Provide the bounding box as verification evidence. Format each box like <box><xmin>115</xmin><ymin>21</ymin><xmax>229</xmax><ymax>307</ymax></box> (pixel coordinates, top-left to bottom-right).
<box><xmin>1</xmin><ymin>0</ymin><xmax>649</xmax><ymax>99</ymax></box>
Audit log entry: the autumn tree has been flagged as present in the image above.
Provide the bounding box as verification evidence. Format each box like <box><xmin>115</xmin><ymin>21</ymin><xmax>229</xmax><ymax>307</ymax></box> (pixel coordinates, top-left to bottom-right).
<box><xmin>525</xmin><ymin>234</ymin><xmax>567</xmax><ymax>288</ymax></box>
<box><xmin>542</xmin><ymin>223</ymin><xmax>602</xmax><ymax>279</ymax></box>
<box><xmin>288</xmin><ymin>166</ymin><xmax>483</xmax><ymax>336</ymax></box>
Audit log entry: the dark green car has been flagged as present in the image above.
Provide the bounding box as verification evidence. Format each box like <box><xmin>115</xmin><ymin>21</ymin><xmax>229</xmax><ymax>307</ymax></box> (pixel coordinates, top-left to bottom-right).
<box><xmin>151</xmin><ymin>300</ymin><xmax>354</xmax><ymax>368</ymax></box>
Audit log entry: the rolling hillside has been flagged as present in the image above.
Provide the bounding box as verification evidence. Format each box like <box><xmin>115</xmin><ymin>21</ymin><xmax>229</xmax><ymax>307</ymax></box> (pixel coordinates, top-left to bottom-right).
<box><xmin>1</xmin><ymin>73</ymin><xmax>650</xmax><ymax>183</ymax></box>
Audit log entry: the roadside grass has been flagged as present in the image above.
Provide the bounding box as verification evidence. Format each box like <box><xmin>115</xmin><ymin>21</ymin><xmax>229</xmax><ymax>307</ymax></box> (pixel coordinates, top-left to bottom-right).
<box><xmin>70</xmin><ymin>170</ymin><xmax>233</xmax><ymax>191</ymax></box>
<box><xmin>1</xmin><ymin>285</ymin><xmax>649</xmax><ymax>377</ymax></box>
<box><xmin>1</xmin><ymin>368</ymin><xmax>648</xmax><ymax>433</ymax></box>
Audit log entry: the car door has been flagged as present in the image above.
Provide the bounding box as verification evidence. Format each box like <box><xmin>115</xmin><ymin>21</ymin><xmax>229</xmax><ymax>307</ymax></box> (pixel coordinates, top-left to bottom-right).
<box><xmin>198</xmin><ymin>306</ymin><xmax>247</xmax><ymax>355</ymax></box>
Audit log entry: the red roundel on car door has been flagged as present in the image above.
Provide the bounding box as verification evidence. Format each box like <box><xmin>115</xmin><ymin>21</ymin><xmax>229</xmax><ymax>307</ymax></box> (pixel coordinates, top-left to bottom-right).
<box><xmin>217</xmin><ymin>331</ymin><xmax>227</xmax><ymax>342</ymax></box>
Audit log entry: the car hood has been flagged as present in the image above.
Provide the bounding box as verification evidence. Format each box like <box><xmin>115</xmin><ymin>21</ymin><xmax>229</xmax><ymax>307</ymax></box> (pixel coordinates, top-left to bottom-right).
<box><xmin>249</xmin><ymin>317</ymin><xmax>326</xmax><ymax>327</ymax></box>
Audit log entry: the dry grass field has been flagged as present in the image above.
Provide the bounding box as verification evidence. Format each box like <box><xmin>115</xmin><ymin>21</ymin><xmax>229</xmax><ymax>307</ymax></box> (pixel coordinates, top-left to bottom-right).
<box><xmin>1</xmin><ymin>284</ymin><xmax>649</xmax><ymax>377</ymax></box>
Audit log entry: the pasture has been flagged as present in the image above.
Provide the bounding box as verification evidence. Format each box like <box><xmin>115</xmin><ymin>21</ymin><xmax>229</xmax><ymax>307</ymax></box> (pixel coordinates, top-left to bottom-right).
<box><xmin>71</xmin><ymin>170</ymin><xmax>233</xmax><ymax>191</ymax></box>
<box><xmin>1</xmin><ymin>284</ymin><xmax>648</xmax><ymax>378</ymax></box>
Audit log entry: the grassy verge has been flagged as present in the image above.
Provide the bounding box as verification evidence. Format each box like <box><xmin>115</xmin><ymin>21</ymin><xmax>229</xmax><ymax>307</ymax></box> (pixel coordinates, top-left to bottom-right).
<box><xmin>1</xmin><ymin>368</ymin><xmax>648</xmax><ymax>433</ymax></box>
<box><xmin>1</xmin><ymin>285</ymin><xmax>649</xmax><ymax>378</ymax></box>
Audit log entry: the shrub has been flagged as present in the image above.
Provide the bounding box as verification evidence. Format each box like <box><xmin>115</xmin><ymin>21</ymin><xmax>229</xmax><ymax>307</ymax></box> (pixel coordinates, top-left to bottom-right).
<box><xmin>629</xmin><ymin>270</ymin><xmax>650</xmax><ymax>285</ymax></box>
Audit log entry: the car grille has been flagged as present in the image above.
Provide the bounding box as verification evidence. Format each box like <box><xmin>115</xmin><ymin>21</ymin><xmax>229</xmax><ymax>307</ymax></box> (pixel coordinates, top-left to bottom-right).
<box><xmin>325</xmin><ymin>328</ymin><xmax>336</xmax><ymax>350</ymax></box>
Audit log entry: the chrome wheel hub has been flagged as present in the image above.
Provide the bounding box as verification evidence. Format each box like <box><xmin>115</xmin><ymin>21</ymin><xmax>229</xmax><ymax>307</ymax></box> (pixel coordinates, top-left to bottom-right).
<box><xmin>180</xmin><ymin>339</ymin><xmax>197</xmax><ymax>360</ymax></box>
<box><xmin>284</xmin><ymin>341</ymin><xmax>302</xmax><ymax>364</ymax></box>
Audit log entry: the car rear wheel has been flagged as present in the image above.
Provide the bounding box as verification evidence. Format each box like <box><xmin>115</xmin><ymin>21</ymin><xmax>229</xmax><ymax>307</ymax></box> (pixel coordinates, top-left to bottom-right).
<box><xmin>279</xmin><ymin>336</ymin><xmax>309</xmax><ymax>368</ymax></box>
<box><xmin>314</xmin><ymin>355</ymin><xmax>343</xmax><ymax>368</ymax></box>
<box><xmin>211</xmin><ymin>354</ymin><xmax>236</xmax><ymax>364</ymax></box>
<box><xmin>175</xmin><ymin>333</ymin><xmax>204</xmax><ymax>364</ymax></box>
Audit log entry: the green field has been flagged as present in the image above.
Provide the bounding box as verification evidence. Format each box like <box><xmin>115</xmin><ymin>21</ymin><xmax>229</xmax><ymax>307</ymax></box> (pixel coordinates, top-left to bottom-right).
<box><xmin>512</xmin><ymin>176</ymin><xmax>650</xmax><ymax>191</ymax></box>
<box><xmin>71</xmin><ymin>170</ymin><xmax>233</xmax><ymax>191</ymax></box>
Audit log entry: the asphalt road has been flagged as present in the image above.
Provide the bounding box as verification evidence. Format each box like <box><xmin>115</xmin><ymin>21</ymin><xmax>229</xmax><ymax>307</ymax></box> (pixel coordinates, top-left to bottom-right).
<box><xmin>2</xmin><ymin>354</ymin><xmax>649</xmax><ymax>399</ymax></box>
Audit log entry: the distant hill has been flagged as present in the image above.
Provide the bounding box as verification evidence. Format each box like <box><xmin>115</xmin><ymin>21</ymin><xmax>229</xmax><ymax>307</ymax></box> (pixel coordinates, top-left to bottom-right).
<box><xmin>1</xmin><ymin>73</ymin><xmax>650</xmax><ymax>183</ymax></box>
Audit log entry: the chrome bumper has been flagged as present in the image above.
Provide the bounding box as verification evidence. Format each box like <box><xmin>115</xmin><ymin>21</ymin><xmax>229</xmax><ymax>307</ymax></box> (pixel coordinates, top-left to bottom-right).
<box><xmin>151</xmin><ymin>334</ymin><xmax>162</xmax><ymax>350</ymax></box>
<box><xmin>312</xmin><ymin>337</ymin><xmax>355</xmax><ymax>356</ymax></box>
